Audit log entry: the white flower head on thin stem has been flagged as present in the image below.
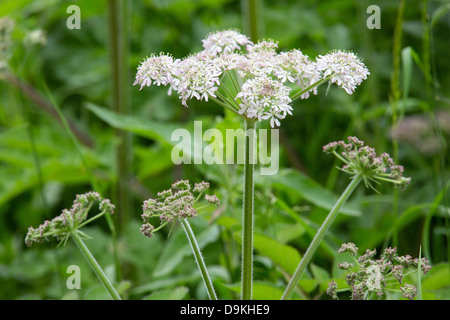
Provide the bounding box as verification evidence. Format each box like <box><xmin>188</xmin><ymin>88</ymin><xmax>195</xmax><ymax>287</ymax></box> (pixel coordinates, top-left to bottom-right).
<box><xmin>315</xmin><ymin>50</ymin><xmax>370</xmax><ymax>94</ymax></box>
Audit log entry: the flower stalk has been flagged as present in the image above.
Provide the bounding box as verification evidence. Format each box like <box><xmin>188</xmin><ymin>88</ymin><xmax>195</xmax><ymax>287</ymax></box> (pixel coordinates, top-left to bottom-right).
<box><xmin>241</xmin><ymin>118</ymin><xmax>257</xmax><ymax>300</ymax></box>
<box><xmin>281</xmin><ymin>173</ymin><xmax>363</xmax><ymax>300</ymax></box>
<box><xmin>140</xmin><ymin>180</ymin><xmax>220</xmax><ymax>299</ymax></box>
<box><xmin>282</xmin><ymin>136</ymin><xmax>411</xmax><ymax>300</ymax></box>
<box><xmin>25</xmin><ymin>192</ymin><xmax>120</xmax><ymax>299</ymax></box>
<box><xmin>71</xmin><ymin>231</ymin><xmax>122</xmax><ymax>300</ymax></box>
<box><xmin>181</xmin><ymin>219</ymin><xmax>217</xmax><ymax>300</ymax></box>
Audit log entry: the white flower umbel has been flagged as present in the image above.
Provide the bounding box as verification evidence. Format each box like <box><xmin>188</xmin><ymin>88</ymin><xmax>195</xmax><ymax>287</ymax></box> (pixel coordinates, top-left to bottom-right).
<box><xmin>133</xmin><ymin>53</ymin><xmax>179</xmax><ymax>90</ymax></box>
<box><xmin>134</xmin><ymin>29</ymin><xmax>370</xmax><ymax>128</ymax></box>
<box><xmin>315</xmin><ymin>50</ymin><xmax>370</xmax><ymax>95</ymax></box>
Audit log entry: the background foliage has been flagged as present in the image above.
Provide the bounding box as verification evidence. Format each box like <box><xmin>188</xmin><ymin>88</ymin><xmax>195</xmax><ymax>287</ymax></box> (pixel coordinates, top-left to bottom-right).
<box><xmin>0</xmin><ymin>0</ymin><xmax>449</xmax><ymax>300</ymax></box>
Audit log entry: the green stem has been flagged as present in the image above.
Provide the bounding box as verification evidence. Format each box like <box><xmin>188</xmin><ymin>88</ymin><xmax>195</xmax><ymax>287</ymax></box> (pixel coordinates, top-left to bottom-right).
<box><xmin>70</xmin><ymin>231</ymin><xmax>121</xmax><ymax>300</ymax></box>
<box><xmin>107</xmin><ymin>0</ymin><xmax>132</xmax><ymax>235</ymax></box>
<box><xmin>180</xmin><ymin>219</ymin><xmax>217</xmax><ymax>300</ymax></box>
<box><xmin>241</xmin><ymin>0</ymin><xmax>263</xmax><ymax>43</ymax></box>
<box><xmin>107</xmin><ymin>0</ymin><xmax>131</xmax><ymax>284</ymax></box>
<box><xmin>281</xmin><ymin>174</ymin><xmax>363</xmax><ymax>300</ymax></box>
<box><xmin>241</xmin><ymin>119</ymin><xmax>257</xmax><ymax>300</ymax></box>
<box><xmin>290</xmin><ymin>75</ymin><xmax>332</xmax><ymax>101</ymax></box>
<box><xmin>76</xmin><ymin>210</ymin><xmax>106</xmax><ymax>229</ymax></box>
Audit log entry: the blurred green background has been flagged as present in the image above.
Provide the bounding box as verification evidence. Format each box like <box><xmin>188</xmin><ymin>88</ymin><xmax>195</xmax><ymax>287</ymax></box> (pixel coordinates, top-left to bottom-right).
<box><xmin>0</xmin><ymin>0</ymin><xmax>449</xmax><ymax>300</ymax></box>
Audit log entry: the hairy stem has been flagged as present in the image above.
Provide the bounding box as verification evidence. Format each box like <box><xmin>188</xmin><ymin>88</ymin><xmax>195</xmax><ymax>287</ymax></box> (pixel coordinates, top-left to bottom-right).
<box><xmin>281</xmin><ymin>174</ymin><xmax>363</xmax><ymax>300</ymax></box>
<box><xmin>180</xmin><ymin>219</ymin><xmax>217</xmax><ymax>300</ymax></box>
<box><xmin>71</xmin><ymin>231</ymin><xmax>121</xmax><ymax>300</ymax></box>
<box><xmin>107</xmin><ymin>0</ymin><xmax>132</xmax><ymax>234</ymax></box>
<box><xmin>241</xmin><ymin>119</ymin><xmax>257</xmax><ymax>300</ymax></box>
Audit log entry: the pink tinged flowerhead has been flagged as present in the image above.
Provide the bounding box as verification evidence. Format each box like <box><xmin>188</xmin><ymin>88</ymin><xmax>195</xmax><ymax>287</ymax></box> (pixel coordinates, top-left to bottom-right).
<box><xmin>25</xmin><ymin>191</ymin><xmax>114</xmax><ymax>247</ymax></box>
<box><xmin>202</xmin><ymin>29</ymin><xmax>252</xmax><ymax>56</ymax></box>
<box><xmin>315</xmin><ymin>50</ymin><xmax>370</xmax><ymax>94</ymax></box>
<box><xmin>323</xmin><ymin>136</ymin><xmax>411</xmax><ymax>190</ymax></box>
<box><xmin>133</xmin><ymin>53</ymin><xmax>180</xmax><ymax>91</ymax></box>
<box><xmin>140</xmin><ymin>223</ymin><xmax>155</xmax><ymax>238</ymax></box>
<box><xmin>401</xmin><ymin>283</ymin><xmax>417</xmax><ymax>300</ymax></box>
<box><xmin>338</xmin><ymin>242</ymin><xmax>359</xmax><ymax>256</ymax></box>
<box><xmin>204</xmin><ymin>194</ymin><xmax>220</xmax><ymax>206</ymax></box>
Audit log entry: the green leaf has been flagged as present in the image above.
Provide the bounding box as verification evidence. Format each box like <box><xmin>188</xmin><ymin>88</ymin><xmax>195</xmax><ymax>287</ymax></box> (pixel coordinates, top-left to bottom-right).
<box><xmin>273</xmin><ymin>196</ymin><xmax>336</xmax><ymax>258</ymax></box>
<box><xmin>234</xmin><ymin>231</ymin><xmax>317</xmax><ymax>292</ymax></box>
<box><xmin>252</xmin><ymin>232</ymin><xmax>301</xmax><ymax>275</ymax></box>
<box><xmin>153</xmin><ymin>222</ymin><xmax>220</xmax><ymax>278</ymax></box>
<box><xmin>143</xmin><ymin>286</ymin><xmax>189</xmax><ymax>300</ymax></box>
<box><xmin>431</xmin><ymin>3</ymin><xmax>450</xmax><ymax>27</ymax></box>
<box><xmin>421</xmin><ymin>263</ymin><xmax>450</xmax><ymax>291</ymax></box>
<box><xmin>86</xmin><ymin>103</ymin><xmax>180</xmax><ymax>144</ymax></box>
<box><xmin>262</xmin><ymin>169</ymin><xmax>361</xmax><ymax>216</ymax></box>
<box><xmin>225</xmin><ymin>281</ymin><xmax>287</xmax><ymax>300</ymax></box>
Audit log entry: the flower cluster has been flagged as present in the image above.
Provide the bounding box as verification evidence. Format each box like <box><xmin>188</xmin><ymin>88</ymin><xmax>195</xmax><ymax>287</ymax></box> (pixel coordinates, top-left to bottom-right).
<box><xmin>140</xmin><ymin>180</ymin><xmax>220</xmax><ymax>239</ymax></box>
<box><xmin>25</xmin><ymin>192</ymin><xmax>115</xmax><ymax>247</ymax></box>
<box><xmin>327</xmin><ymin>243</ymin><xmax>431</xmax><ymax>300</ymax></box>
<box><xmin>323</xmin><ymin>136</ymin><xmax>411</xmax><ymax>190</ymax></box>
<box><xmin>134</xmin><ymin>29</ymin><xmax>369</xmax><ymax>128</ymax></box>
<box><xmin>315</xmin><ymin>50</ymin><xmax>370</xmax><ymax>95</ymax></box>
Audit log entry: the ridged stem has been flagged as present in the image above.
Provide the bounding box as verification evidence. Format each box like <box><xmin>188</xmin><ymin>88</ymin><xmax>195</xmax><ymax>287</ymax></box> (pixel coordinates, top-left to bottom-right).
<box><xmin>180</xmin><ymin>219</ymin><xmax>217</xmax><ymax>300</ymax></box>
<box><xmin>71</xmin><ymin>231</ymin><xmax>121</xmax><ymax>300</ymax></box>
<box><xmin>241</xmin><ymin>119</ymin><xmax>257</xmax><ymax>300</ymax></box>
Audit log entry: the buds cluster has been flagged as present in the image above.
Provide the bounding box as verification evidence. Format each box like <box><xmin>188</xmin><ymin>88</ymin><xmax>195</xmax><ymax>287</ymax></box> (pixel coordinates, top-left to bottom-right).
<box><xmin>327</xmin><ymin>242</ymin><xmax>431</xmax><ymax>300</ymax></box>
<box><xmin>25</xmin><ymin>192</ymin><xmax>115</xmax><ymax>247</ymax></box>
<box><xmin>140</xmin><ymin>180</ymin><xmax>220</xmax><ymax>239</ymax></box>
<box><xmin>323</xmin><ymin>136</ymin><xmax>411</xmax><ymax>190</ymax></box>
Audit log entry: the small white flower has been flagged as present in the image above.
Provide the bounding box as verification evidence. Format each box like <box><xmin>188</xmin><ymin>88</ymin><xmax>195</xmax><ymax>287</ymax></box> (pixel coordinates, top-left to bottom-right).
<box><xmin>237</xmin><ymin>75</ymin><xmax>292</xmax><ymax>127</ymax></box>
<box><xmin>273</xmin><ymin>49</ymin><xmax>321</xmax><ymax>99</ymax></box>
<box><xmin>133</xmin><ymin>53</ymin><xmax>179</xmax><ymax>90</ymax></box>
<box><xmin>171</xmin><ymin>52</ymin><xmax>222</xmax><ymax>107</ymax></box>
<box><xmin>315</xmin><ymin>50</ymin><xmax>370</xmax><ymax>94</ymax></box>
<box><xmin>202</xmin><ymin>29</ymin><xmax>252</xmax><ymax>56</ymax></box>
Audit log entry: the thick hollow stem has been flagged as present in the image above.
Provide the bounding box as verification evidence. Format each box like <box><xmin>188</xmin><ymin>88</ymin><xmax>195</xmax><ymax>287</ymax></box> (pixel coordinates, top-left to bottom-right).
<box><xmin>71</xmin><ymin>231</ymin><xmax>121</xmax><ymax>300</ymax></box>
<box><xmin>241</xmin><ymin>119</ymin><xmax>257</xmax><ymax>300</ymax></box>
<box><xmin>180</xmin><ymin>219</ymin><xmax>217</xmax><ymax>300</ymax></box>
<box><xmin>107</xmin><ymin>0</ymin><xmax>132</xmax><ymax>235</ymax></box>
<box><xmin>281</xmin><ymin>174</ymin><xmax>363</xmax><ymax>300</ymax></box>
